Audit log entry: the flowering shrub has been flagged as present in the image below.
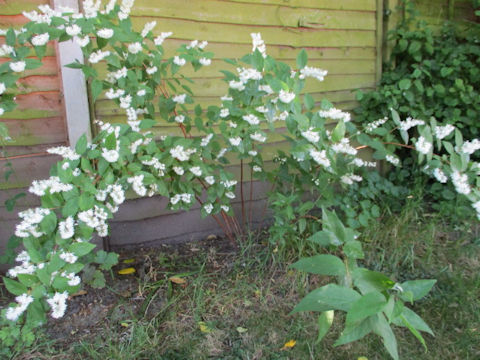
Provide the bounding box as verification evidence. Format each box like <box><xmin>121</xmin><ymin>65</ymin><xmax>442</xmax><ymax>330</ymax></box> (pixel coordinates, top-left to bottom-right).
<box><xmin>0</xmin><ymin>1</ymin><xmax>479</xmax><ymax>358</ymax></box>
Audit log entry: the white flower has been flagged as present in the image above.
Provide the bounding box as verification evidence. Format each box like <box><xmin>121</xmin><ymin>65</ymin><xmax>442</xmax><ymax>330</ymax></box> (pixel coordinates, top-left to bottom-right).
<box><xmin>332</xmin><ymin>138</ymin><xmax>357</xmax><ymax>155</ymax></box>
<box><xmin>88</xmin><ymin>50</ymin><xmax>110</xmax><ymax>64</ymax></box>
<box><xmin>173</xmin><ymin>166</ymin><xmax>183</xmax><ymax>176</ymax></box>
<box><xmin>175</xmin><ymin>115</ymin><xmax>185</xmax><ymax>123</ymax></box>
<box><xmin>128</xmin><ymin>42</ymin><xmax>142</xmax><ymax>54</ymax></box>
<box><xmin>31</xmin><ymin>33</ymin><xmax>49</xmax><ymax>46</ymax></box>
<box><xmin>60</xmin><ymin>252</ymin><xmax>78</xmax><ymax>264</ymax></box>
<box><xmin>416</xmin><ymin>136</ymin><xmax>432</xmax><ymax>154</ymax></box>
<box><xmin>154</xmin><ymin>32</ymin><xmax>173</xmax><ymax>46</ymax></box>
<box><xmin>127</xmin><ymin>175</ymin><xmax>147</xmax><ymax>196</ymax></box>
<box><xmin>47</xmin><ymin>146</ymin><xmax>80</xmax><ymax>160</ymax></box>
<box><xmin>187</xmin><ymin>40</ymin><xmax>198</xmax><ymax>49</ymax></box>
<box><xmin>229</xmin><ymin>137</ymin><xmax>242</xmax><ymax>146</ymax></box>
<box><xmin>253</xmin><ymin>165</ymin><xmax>262</xmax><ymax>172</ymax></box>
<box><xmin>238</xmin><ymin>67</ymin><xmax>262</xmax><ymax>83</ymax></box>
<box><xmin>301</xmin><ymin>128</ymin><xmax>320</xmax><ymax>143</ymax></box>
<box><xmin>221</xmin><ymin>180</ymin><xmax>237</xmax><ymax>188</ymax></box>
<box><xmin>0</xmin><ymin>82</ymin><xmax>5</xmax><ymax>94</ymax></box>
<box><xmin>63</xmin><ymin>272</ymin><xmax>81</xmax><ymax>286</ymax></box>
<box><xmin>229</xmin><ymin>80</ymin><xmax>245</xmax><ymax>91</ymax></box>
<box><xmin>146</xmin><ymin>66</ymin><xmax>158</xmax><ymax>75</ymax></box>
<box><xmin>221</xmin><ymin>95</ymin><xmax>233</xmax><ymax>101</ymax></box>
<box><xmin>110</xmin><ymin>184</ymin><xmax>125</xmax><ymax>205</ymax></box>
<box><xmin>225</xmin><ymin>191</ymin><xmax>235</xmax><ymax>199</ymax></box>
<box><xmin>386</xmin><ymin>154</ymin><xmax>400</xmax><ymax>166</ymax></box>
<box><xmin>113</xmin><ymin>67</ymin><xmax>127</xmax><ymax>79</ymax></box>
<box><xmin>73</xmin><ymin>168</ymin><xmax>81</xmax><ymax>177</ymax></box>
<box><xmin>299</xmin><ymin>66</ymin><xmax>328</xmax><ymax>82</ymax></box>
<box><xmin>309</xmin><ymin>149</ymin><xmax>330</xmax><ymax>167</ymax></box>
<box><xmin>28</xmin><ymin>176</ymin><xmax>73</xmax><ymax>196</ymax></box>
<box><xmin>399</xmin><ymin>117</ymin><xmax>425</xmax><ymax>131</ymax></box>
<box><xmin>250</xmin><ymin>33</ymin><xmax>266</xmax><ymax>58</ymax></box>
<box><xmin>5</xmin><ymin>294</ymin><xmax>34</xmax><ymax>321</ymax></box>
<box><xmin>198</xmin><ymin>40</ymin><xmax>208</xmax><ymax>49</ymax></box>
<box><xmin>365</xmin><ymin>117</ymin><xmax>388</xmax><ymax>132</ymax></box>
<box><xmin>200</xmin><ymin>133</ymin><xmax>213</xmax><ymax>147</ymax></box>
<box><xmin>228</xmin><ymin>121</ymin><xmax>237</xmax><ymax>128</ymax></box>
<box><xmin>256</xmin><ymin>106</ymin><xmax>268</xmax><ymax>113</ymax></box>
<box><xmin>199</xmin><ymin>58</ymin><xmax>211</xmax><ymax>66</ymax></box>
<box><xmin>205</xmin><ymin>176</ymin><xmax>215</xmax><ymax>185</ymax></box>
<box><xmin>66</xmin><ymin>24</ymin><xmax>81</xmax><ymax>36</ymax></box>
<box><xmin>190</xmin><ymin>166</ymin><xmax>202</xmax><ymax>176</ymax></box>
<box><xmin>278</xmin><ymin>90</ymin><xmax>295</xmax><ymax>104</ymax></box>
<box><xmin>249</xmin><ymin>150</ymin><xmax>258</xmax><ymax>156</ymax></box>
<box><xmin>10</xmin><ymin>61</ymin><xmax>26</xmax><ymax>73</ymax></box>
<box><xmin>250</xmin><ymin>132</ymin><xmax>266</xmax><ymax>143</ymax></box>
<box><xmin>170</xmin><ymin>145</ymin><xmax>196</xmax><ymax>161</ymax></box>
<box><xmin>221</xmin><ymin>205</ymin><xmax>230</xmax><ymax>212</ymax></box>
<box><xmin>75</xmin><ymin>35</ymin><xmax>90</xmax><ymax>47</ymax></box>
<box><xmin>451</xmin><ymin>171</ymin><xmax>471</xmax><ymax>195</ymax></box>
<box><xmin>173</xmin><ymin>56</ymin><xmax>186</xmax><ymax>66</ymax></box>
<box><xmin>220</xmin><ymin>109</ymin><xmax>230</xmax><ymax>118</ymax></box>
<box><xmin>59</xmin><ymin>217</ymin><xmax>75</xmax><ymax>239</ymax></box>
<box><xmin>172</xmin><ymin>94</ymin><xmax>187</xmax><ymax>104</ymax></box>
<box><xmin>102</xmin><ymin>149</ymin><xmax>119</xmax><ymax>163</ymax></box>
<box><xmin>341</xmin><ymin>173</ymin><xmax>363</xmax><ymax>185</ymax></box>
<box><xmin>78</xmin><ymin>209</ymin><xmax>100</xmax><ymax>228</ymax></box>
<box><xmin>204</xmin><ymin>203</ymin><xmax>214</xmax><ymax>214</ymax></box>
<box><xmin>137</xmin><ymin>89</ymin><xmax>146</xmax><ymax>97</ymax></box>
<box><xmin>318</xmin><ymin>108</ymin><xmax>351</xmax><ymax>123</ymax></box>
<box><xmin>243</xmin><ymin>114</ymin><xmax>260</xmax><ymax>125</ymax></box>
<box><xmin>433</xmin><ymin>168</ymin><xmax>448</xmax><ymax>183</ymax></box>
<box><xmin>47</xmin><ymin>292</ymin><xmax>68</xmax><ymax>319</ymax></box>
<box><xmin>97</xmin><ymin>28</ymin><xmax>114</xmax><ymax>39</ymax></box>
<box><xmin>461</xmin><ymin>139</ymin><xmax>480</xmax><ymax>155</ymax></box>
<box><xmin>258</xmin><ymin>85</ymin><xmax>273</xmax><ymax>94</ymax></box>
<box><xmin>434</xmin><ymin>124</ymin><xmax>455</xmax><ymax>139</ymax></box>
<box><xmin>141</xmin><ymin>21</ymin><xmax>157</xmax><ymax>37</ymax></box>
<box><xmin>119</xmin><ymin>95</ymin><xmax>132</xmax><ymax>109</ymax></box>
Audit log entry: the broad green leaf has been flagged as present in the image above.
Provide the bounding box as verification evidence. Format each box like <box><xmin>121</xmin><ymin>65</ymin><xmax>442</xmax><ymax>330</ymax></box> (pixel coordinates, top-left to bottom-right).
<box><xmin>398</xmin><ymin>79</ymin><xmax>411</xmax><ymax>90</ymax></box>
<box><xmin>75</xmin><ymin>134</ymin><xmax>88</xmax><ymax>155</ymax></box>
<box><xmin>331</xmin><ymin>121</ymin><xmax>346</xmax><ymax>142</ymax></box>
<box><xmin>307</xmin><ymin>230</ymin><xmax>332</xmax><ymax>246</ymax></box>
<box><xmin>353</xmin><ymin>268</ymin><xmax>394</xmax><ymax>294</ymax></box>
<box><xmin>399</xmin><ymin>279</ymin><xmax>436</xmax><ymax>301</ymax></box>
<box><xmin>290</xmin><ymin>254</ymin><xmax>346</xmax><ymax>276</ymax></box>
<box><xmin>392</xmin><ymin>307</ymin><xmax>434</xmax><ymax>336</ymax></box>
<box><xmin>17</xmin><ymin>274</ymin><xmax>38</xmax><ymax>287</ymax></box>
<box><xmin>90</xmin><ymin>79</ymin><xmax>103</xmax><ymax>102</ymax></box>
<box><xmin>296</xmin><ymin>49</ymin><xmax>308</xmax><ymax>69</ymax></box>
<box><xmin>69</xmin><ymin>241</ymin><xmax>96</xmax><ymax>257</ymax></box>
<box><xmin>316</xmin><ymin>310</ymin><xmax>334</xmax><ymax>343</ymax></box>
<box><xmin>291</xmin><ymin>284</ymin><xmax>361</xmax><ymax>314</ymax></box>
<box><xmin>343</xmin><ymin>240</ymin><xmax>364</xmax><ymax>260</ymax></box>
<box><xmin>3</xmin><ymin>277</ymin><xmax>28</xmax><ymax>296</ymax></box>
<box><xmin>334</xmin><ymin>315</ymin><xmax>376</xmax><ymax>346</ymax></box>
<box><xmin>27</xmin><ymin>299</ymin><xmax>47</xmax><ymax>327</ymax></box>
<box><xmin>372</xmin><ymin>313</ymin><xmax>399</xmax><ymax>360</ymax></box>
<box><xmin>346</xmin><ymin>291</ymin><xmax>387</xmax><ymax>325</ymax></box>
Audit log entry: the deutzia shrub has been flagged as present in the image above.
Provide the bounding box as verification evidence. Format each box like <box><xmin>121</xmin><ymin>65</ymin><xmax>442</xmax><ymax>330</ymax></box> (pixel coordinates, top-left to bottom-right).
<box><xmin>0</xmin><ymin>1</ymin><xmax>478</xmax><ymax>358</ymax></box>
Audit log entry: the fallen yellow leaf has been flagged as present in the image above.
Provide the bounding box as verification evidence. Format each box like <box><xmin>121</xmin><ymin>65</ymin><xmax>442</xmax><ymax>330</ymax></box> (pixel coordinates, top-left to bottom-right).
<box><xmin>169</xmin><ymin>276</ymin><xmax>186</xmax><ymax>284</ymax></box>
<box><xmin>118</xmin><ymin>267</ymin><xmax>136</xmax><ymax>275</ymax></box>
<box><xmin>120</xmin><ymin>322</ymin><xmax>129</xmax><ymax>328</ymax></box>
<box><xmin>281</xmin><ymin>339</ymin><xmax>296</xmax><ymax>350</ymax></box>
<box><xmin>236</xmin><ymin>327</ymin><xmax>248</xmax><ymax>333</ymax></box>
<box><xmin>358</xmin><ymin>357</ymin><xmax>368</xmax><ymax>360</ymax></box>
<box><xmin>122</xmin><ymin>258</ymin><xmax>135</xmax><ymax>264</ymax></box>
<box><xmin>198</xmin><ymin>321</ymin><xmax>213</xmax><ymax>333</ymax></box>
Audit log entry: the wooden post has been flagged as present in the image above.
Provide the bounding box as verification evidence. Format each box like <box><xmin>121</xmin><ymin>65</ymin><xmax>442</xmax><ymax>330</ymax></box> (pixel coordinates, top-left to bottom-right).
<box><xmin>51</xmin><ymin>0</ymin><xmax>92</xmax><ymax>147</ymax></box>
<box><xmin>448</xmin><ymin>0</ymin><xmax>456</xmax><ymax>20</ymax></box>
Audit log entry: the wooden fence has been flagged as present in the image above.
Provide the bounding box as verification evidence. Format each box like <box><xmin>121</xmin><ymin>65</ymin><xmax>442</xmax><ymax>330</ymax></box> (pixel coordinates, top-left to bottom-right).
<box><xmin>0</xmin><ymin>0</ymin><xmax>475</xmax><ymax>252</ymax></box>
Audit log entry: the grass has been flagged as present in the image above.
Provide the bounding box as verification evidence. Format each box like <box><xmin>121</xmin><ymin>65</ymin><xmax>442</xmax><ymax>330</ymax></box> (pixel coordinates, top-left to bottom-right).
<box><xmin>3</xmin><ymin>201</ymin><xmax>480</xmax><ymax>360</ymax></box>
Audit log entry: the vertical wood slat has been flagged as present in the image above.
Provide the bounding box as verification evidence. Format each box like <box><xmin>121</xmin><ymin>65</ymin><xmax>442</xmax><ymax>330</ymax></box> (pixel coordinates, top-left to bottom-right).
<box><xmin>376</xmin><ymin>0</ymin><xmax>384</xmax><ymax>84</ymax></box>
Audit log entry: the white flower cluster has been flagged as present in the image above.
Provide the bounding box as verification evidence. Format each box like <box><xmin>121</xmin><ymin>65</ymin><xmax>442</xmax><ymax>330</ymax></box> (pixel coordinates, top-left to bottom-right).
<box><xmin>78</xmin><ymin>205</ymin><xmax>110</xmax><ymax>236</ymax></box>
<box><xmin>142</xmin><ymin>158</ymin><xmax>166</xmax><ymax>176</ymax></box>
<box><xmin>29</xmin><ymin>176</ymin><xmax>73</xmax><ymax>196</ymax></box>
<box><xmin>301</xmin><ymin>128</ymin><xmax>320</xmax><ymax>144</ymax></box>
<box><xmin>229</xmin><ymin>137</ymin><xmax>242</xmax><ymax>146</ymax></box>
<box><xmin>10</xmin><ymin>61</ymin><xmax>26</xmax><ymax>73</ymax></box>
<box><xmin>66</xmin><ymin>24</ymin><xmax>81</xmax><ymax>36</ymax></box>
<box><xmin>351</xmin><ymin>158</ymin><xmax>376</xmax><ymax>168</ymax></box>
<box><xmin>243</xmin><ymin>114</ymin><xmax>260</xmax><ymax>125</ymax></box>
<box><xmin>170</xmin><ymin>145</ymin><xmax>196</xmax><ymax>161</ymax></box>
<box><xmin>278</xmin><ymin>90</ymin><xmax>295</xmax><ymax>104</ymax></box>
<box><xmin>204</xmin><ymin>203</ymin><xmax>214</xmax><ymax>214</ymax></box>
<box><xmin>200</xmin><ymin>133</ymin><xmax>213</xmax><ymax>147</ymax></box>
<box><xmin>7</xmin><ymin>251</ymin><xmax>36</xmax><ymax>278</ymax></box>
<box><xmin>399</xmin><ymin>117</ymin><xmax>424</xmax><ymax>132</ymax></box>
<box><xmin>15</xmin><ymin>208</ymin><xmax>51</xmax><ymax>238</ymax></box>
<box><xmin>451</xmin><ymin>171</ymin><xmax>471</xmax><ymax>195</ymax></box>
<box><xmin>5</xmin><ymin>293</ymin><xmax>34</xmax><ymax>321</ymax></box>
<box><xmin>299</xmin><ymin>66</ymin><xmax>328</xmax><ymax>82</ymax></box>
<box><xmin>365</xmin><ymin>117</ymin><xmax>388</xmax><ymax>132</ymax></box>
<box><xmin>141</xmin><ymin>21</ymin><xmax>157</xmax><ymax>37</ymax></box>
<box><xmin>309</xmin><ymin>149</ymin><xmax>330</xmax><ymax>167</ymax></box>
<box><xmin>59</xmin><ymin>217</ymin><xmax>75</xmax><ymax>239</ymax></box>
<box><xmin>237</xmin><ymin>67</ymin><xmax>263</xmax><ymax>83</ymax></box>
<box><xmin>415</xmin><ymin>136</ymin><xmax>432</xmax><ymax>155</ymax></box>
<box><xmin>434</xmin><ymin>124</ymin><xmax>455</xmax><ymax>139</ymax></box>
<box><xmin>31</xmin><ymin>33</ymin><xmax>50</xmax><ymax>46</ymax></box>
<box><xmin>221</xmin><ymin>179</ymin><xmax>237</xmax><ymax>188</ymax></box>
<box><xmin>127</xmin><ymin>175</ymin><xmax>147</xmax><ymax>196</ymax></box>
<box><xmin>47</xmin><ymin>291</ymin><xmax>68</xmax><ymax>319</ymax></box>
<box><xmin>385</xmin><ymin>154</ymin><xmax>400</xmax><ymax>166</ymax></box>
<box><xmin>59</xmin><ymin>251</ymin><xmax>78</xmax><ymax>264</ymax></box>
<box><xmin>332</xmin><ymin>138</ymin><xmax>357</xmax><ymax>155</ymax></box>
<box><xmin>47</xmin><ymin>146</ymin><xmax>81</xmax><ymax>160</ymax></box>
<box><xmin>251</xmin><ymin>33</ymin><xmax>266</xmax><ymax>58</ymax></box>
<box><xmin>341</xmin><ymin>173</ymin><xmax>363</xmax><ymax>185</ymax></box>
<box><xmin>170</xmin><ymin>193</ymin><xmax>193</xmax><ymax>205</ymax></box>
<box><xmin>432</xmin><ymin>168</ymin><xmax>448</xmax><ymax>183</ymax></box>
<box><xmin>97</xmin><ymin>28</ymin><xmax>114</xmax><ymax>39</ymax></box>
<box><xmin>229</xmin><ymin>80</ymin><xmax>245</xmax><ymax>91</ymax></box>
<box><xmin>199</xmin><ymin>58</ymin><xmax>211</xmax><ymax>66</ymax></box>
<box><xmin>461</xmin><ymin>139</ymin><xmax>480</xmax><ymax>155</ymax></box>
<box><xmin>154</xmin><ymin>31</ymin><xmax>173</xmax><ymax>46</ymax></box>
<box><xmin>118</xmin><ymin>0</ymin><xmax>135</xmax><ymax>20</ymax></box>
<box><xmin>88</xmin><ymin>49</ymin><xmax>111</xmax><ymax>64</ymax></box>
<box><xmin>173</xmin><ymin>94</ymin><xmax>187</xmax><ymax>104</ymax></box>
<box><xmin>318</xmin><ymin>108</ymin><xmax>351</xmax><ymax>123</ymax></box>
<box><xmin>62</xmin><ymin>271</ymin><xmax>81</xmax><ymax>286</ymax></box>
<box><xmin>173</xmin><ymin>56</ymin><xmax>186</xmax><ymax>66</ymax></box>
<box><xmin>250</xmin><ymin>132</ymin><xmax>266</xmax><ymax>143</ymax></box>
<box><xmin>472</xmin><ymin>201</ymin><xmax>480</xmax><ymax>220</ymax></box>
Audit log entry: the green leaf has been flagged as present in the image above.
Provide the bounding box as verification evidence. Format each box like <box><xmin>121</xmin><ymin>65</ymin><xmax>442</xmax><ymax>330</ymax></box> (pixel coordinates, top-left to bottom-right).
<box><xmin>331</xmin><ymin>120</ymin><xmax>346</xmax><ymax>142</ymax></box>
<box><xmin>75</xmin><ymin>134</ymin><xmax>88</xmax><ymax>155</ymax></box>
<box><xmin>316</xmin><ymin>310</ymin><xmax>334</xmax><ymax>343</ymax></box>
<box><xmin>40</xmin><ymin>212</ymin><xmax>57</xmax><ymax>234</ymax></box>
<box><xmin>290</xmin><ymin>254</ymin><xmax>346</xmax><ymax>276</ymax></box>
<box><xmin>372</xmin><ymin>313</ymin><xmax>399</xmax><ymax>360</ymax></box>
<box><xmin>392</xmin><ymin>307</ymin><xmax>434</xmax><ymax>336</ymax></box>
<box><xmin>27</xmin><ymin>299</ymin><xmax>47</xmax><ymax>326</ymax></box>
<box><xmin>69</xmin><ymin>242</ymin><xmax>96</xmax><ymax>257</ymax></box>
<box><xmin>291</xmin><ymin>284</ymin><xmax>361</xmax><ymax>314</ymax></box>
<box><xmin>303</xmin><ymin>93</ymin><xmax>314</xmax><ymax>110</ymax></box>
<box><xmin>95</xmin><ymin>251</ymin><xmax>119</xmax><ymax>270</ymax></box>
<box><xmin>398</xmin><ymin>79</ymin><xmax>411</xmax><ymax>90</ymax></box>
<box><xmin>399</xmin><ymin>279</ymin><xmax>436</xmax><ymax>301</ymax></box>
<box><xmin>17</xmin><ymin>274</ymin><xmax>38</xmax><ymax>287</ymax></box>
<box><xmin>296</xmin><ymin>49</ymin><xmax>308</xmax><ymax>69</ymax></box>
<box><xmin>334</xmin><ymin>315</ymin><xmax>376</xmax><ymax>346</ymax></box>
<box><xmin>346</xmin><ymin>291</ymin><xmax>387</xmax><ymax>325</ymax></box>
<box><xmin>78</xmin><ymin>193</ymin><xmax>94</xmax><ymax>211</ymax></box>
<box><xmin>352</xmin><ymin>268</ymin><xmax>394</xmax><ymax>294</ymax></box>
<box><xmin>91</xmin><ymin>270</ymin><xmax>106</xmax><ymax>289</ymax></box>
<box><xmin>343</xmin><ymin>240</ymin><xmax>364</xmax><ymax>260</ymax></box>
<box><xmin>3</xmin><ymin>277</ymin><xmax>28</xmax><ymax>296</ymax></box>
<box><xmin>307</xmin><ymin>230</ymin><xmax>332</xmax><ymax>246</ymax></box>
<box><xmin>104</xmin><ymin>132</ymin><xmax>117</xmax><ymax>150</ymax></box>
